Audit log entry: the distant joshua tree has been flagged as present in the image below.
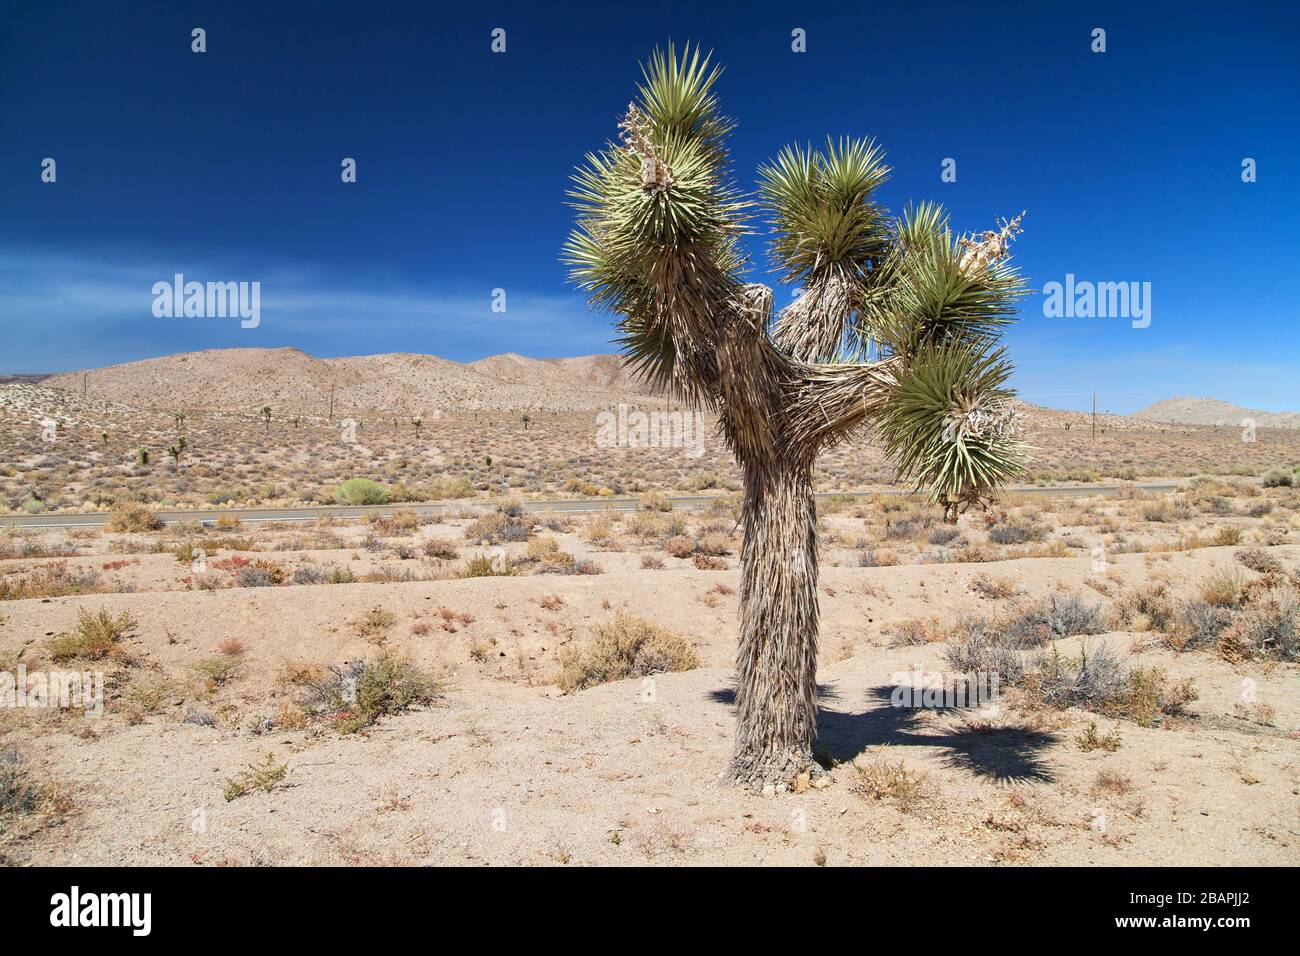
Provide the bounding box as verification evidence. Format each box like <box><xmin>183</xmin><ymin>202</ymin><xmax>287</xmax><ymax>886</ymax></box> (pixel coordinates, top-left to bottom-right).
<box><xmin>565</xmin><ymin>45</ymin><xmax>1028</xmax><ymax>789</ymax></box>
<box><xmin>260</xmin><ymin>406</ymin><xmax>271</xmax><ymax>433</ymax></box>
<box><xmin>412</xmin><ymin>416</ymin><xmax>423</xmax><ymax>439</ymax></box>
<box><xmin>167</xmin><ymin>435</ymin><xmax>187</xmax><ymax>466</ymax></box>
<box><xmin>522</xmin><ymin>414</ymin><xmax>531</xmax><ymax>430</ymax></box>
<box><xmin>174</xmin><ymin>411</ymin><xmax>185</xmax><ymax>432</ymax></box>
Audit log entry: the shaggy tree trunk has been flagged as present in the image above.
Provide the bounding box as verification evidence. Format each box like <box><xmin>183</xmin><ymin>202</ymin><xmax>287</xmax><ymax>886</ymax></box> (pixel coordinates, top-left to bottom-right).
<box><xmin>727</xmin><ymin>451</ymin><xmax>821</xmax><ymax>789</ymax></box>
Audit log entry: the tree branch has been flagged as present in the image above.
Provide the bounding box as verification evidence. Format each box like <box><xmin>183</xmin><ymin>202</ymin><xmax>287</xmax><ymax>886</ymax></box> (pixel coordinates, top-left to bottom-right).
<box><xmin>784</xmin><ymin>357</ymin><xmax>899</xmax><ymax>450</ymax></box>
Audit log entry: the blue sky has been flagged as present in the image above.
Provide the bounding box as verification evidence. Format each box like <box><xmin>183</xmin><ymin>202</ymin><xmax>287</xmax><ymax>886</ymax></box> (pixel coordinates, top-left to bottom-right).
<box><xmin>1</xmin><ymin>0</ymin><xmax>1296</xmax><ymax>412</ymax></box>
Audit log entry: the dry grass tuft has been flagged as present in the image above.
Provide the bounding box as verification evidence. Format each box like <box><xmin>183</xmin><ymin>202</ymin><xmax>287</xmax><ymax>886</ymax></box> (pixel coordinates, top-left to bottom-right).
<box><xmin>557</xmin><ymin>613</ymin><xmax>698</xmax><ymax>692</ymax></box>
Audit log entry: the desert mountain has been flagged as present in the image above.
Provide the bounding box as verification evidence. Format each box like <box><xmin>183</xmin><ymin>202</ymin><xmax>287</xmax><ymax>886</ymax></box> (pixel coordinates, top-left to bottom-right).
<box><xmin>1134</xmin><ymin>397</ymin><xmax>1300</xmax><ymax>430</ymax></box>
<box><xmin>40</xmin><ymin>347</ymin><xmax>660</xmax><ymax>416</ymax></box>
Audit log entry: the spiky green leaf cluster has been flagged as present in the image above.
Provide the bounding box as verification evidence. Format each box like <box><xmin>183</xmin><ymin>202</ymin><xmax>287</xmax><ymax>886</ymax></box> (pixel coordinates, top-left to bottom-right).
<box><xmin>759</xmin><ymin>138</ymin><xmax>890</xmax><ymax>287</ymax></box>
<box><xmin>875</xmin><ymin>344</ymin><xmax>1027</xmax><ymax>518</ymax></box>
<box><xmin>563</xmin><ymin>43</ymin><xmax>747</xmax><ymax>398</ymax></box>
<box><xmin>866</xmin><ymin>203</ymin><xmax>1026</xmax><ymax>360</ymax></box>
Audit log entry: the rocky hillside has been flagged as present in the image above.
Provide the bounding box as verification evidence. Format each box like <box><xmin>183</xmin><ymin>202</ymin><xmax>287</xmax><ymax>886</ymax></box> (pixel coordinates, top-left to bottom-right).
<box><xmin>1134</xmin><ymin>397</ymin><xmax>1300</xmax><ymax>429</ymax></box>
<box><xmin>41</xmin><ymin>348</ymin><xmax>659</xmax><ymax>415</ymax></box>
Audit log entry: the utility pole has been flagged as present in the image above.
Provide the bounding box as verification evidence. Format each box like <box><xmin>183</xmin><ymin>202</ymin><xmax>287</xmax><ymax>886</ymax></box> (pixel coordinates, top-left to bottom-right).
<box><xmin>1091</xmin><ymin>392</ymin><xmax>1096</xmax><ymax>443</ymax></box>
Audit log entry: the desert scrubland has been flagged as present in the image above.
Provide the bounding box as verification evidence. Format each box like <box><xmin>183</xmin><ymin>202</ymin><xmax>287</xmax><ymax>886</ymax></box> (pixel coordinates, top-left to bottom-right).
<box><xmin>2</xmin><ymin>372</ymin><xmax>1298</xmax><ymax>865</ymax></box>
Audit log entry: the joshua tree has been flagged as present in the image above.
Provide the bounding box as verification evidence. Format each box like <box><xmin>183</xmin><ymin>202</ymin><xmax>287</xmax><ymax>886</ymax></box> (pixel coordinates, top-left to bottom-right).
<box><xmin>521</xmin><ymin>414</ymin><xmax>531</xmax><ymax>431</ymax></box>
<box><xmin>174</xmin><ymin>411</ymin><xmax>185</xmax><ymax>432</ymax></box>
<box><xmin>565</xmin><ymin>45</ymin><xmax>1029</xmax><ymax>789</ymax></box>
<box><xmin>167</xmin><ymin>435</ymin><xmax>187</xmax><ymax>467</ymax></box>
<box><xmin>412</xmin><ymin>416</ymin><xmax>423</xmax><ymax>439</ymax></box>
<box><xmin>260</xmin><ymin>406</ymin><xmax>271</xmax><ymax>433</ymax></box>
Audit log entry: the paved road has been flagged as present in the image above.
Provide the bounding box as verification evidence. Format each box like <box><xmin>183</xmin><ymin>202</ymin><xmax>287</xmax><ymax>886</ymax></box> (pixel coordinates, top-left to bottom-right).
<box><xmin>1</xmin><ymin>483</ymin><xmax>1181</xmax><ymax>530</ymax></box>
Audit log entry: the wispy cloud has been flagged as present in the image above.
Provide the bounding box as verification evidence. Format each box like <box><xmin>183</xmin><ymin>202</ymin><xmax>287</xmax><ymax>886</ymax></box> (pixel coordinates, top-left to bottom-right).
<box><xmin>0</xmin><ymin>244</ymin><xmax>611</xmax><ymax>371</ymax></box>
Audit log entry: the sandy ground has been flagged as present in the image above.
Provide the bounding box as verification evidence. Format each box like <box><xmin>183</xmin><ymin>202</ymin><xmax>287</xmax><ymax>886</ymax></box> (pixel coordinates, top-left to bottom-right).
<box><xmin>3</xmin><ymin>532</ymin><xmax>1296</xmax><ymax>866</ymax></box>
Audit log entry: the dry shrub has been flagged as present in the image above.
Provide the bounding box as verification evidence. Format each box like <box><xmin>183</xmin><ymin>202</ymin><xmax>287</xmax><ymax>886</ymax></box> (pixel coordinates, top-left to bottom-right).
<box><xmin>852</xmin><ymin>755</ymin><xmax>932</xmax><ymax>812</ymax></box>
<box><xmin>1091</xmin><ymin>769</ymin><xmax>1134</xmax><ymax>796</ymax></box>
<box><xmin>639</xmin><ymin>491</ymin><xmax>672</xmax><ymax>512</ymax></box>
<box><xmin>525</xmin><ymin>535</ymin><xmax>560</xmax><ymax>561</ymax></box>
<box><xmin>583</xmin><ymin>513</ymin><xmax>617</xmax><ymax>546</ymax></box>
<box><xmin>557</xmin><ymin>613</ymin><xmax>699</xmax><ymax>692</ymax></box>
<box><xmin>888</xmin><ymin>617</ymin><xmax>943</xmax><ymax>646</ymax></box>
<box><xmin>1237</xmin><ymin>548</ymin><xmax>1282</xmax><ymax>574</ymax></box>
<box><xmin>944</xmin><ymin>616</ymin><xmax>1026</xmax><ymax>684</ymax></box>
<box><xmin>1022</xmin><ymin>643</ymin><xmax>1197</xmax><ymax>726</ymax></box>
<box><xmin>987</xmin><ymin>516</ymin><xmax>1046</xmax><ymax>545</ymax></box>
<box><xmin>370</xmin><ymin>509</ymin><xmax>421</xmax><ymax>536</ymax></box>
<box><xmin>695</xmin><ymin>532</ymin><xmax>731</xmax><ymax>556</ymax></box>
<box><xmin>1219</xmin><ymin>587</ymin><xmax>1299</xmax><ymax>662</ymax></box>
<box><xmin>664</xmin><ymin>535</ymin><xmax>695</xmax><ymax>558</ymax></box>
<box><xmin>970</xmin><ymin>575</ymin><xmax>1017</xmax><ymax>600</ymax></box>
<box><xmin>1120</xmin><ymin>665</ymin><xmax>1199</xmax><ymax>726</ymax></box>
<box><xmin>465</xmin><ymin>512</ymin><xmax>528</xmax><ymax>544</ymax></box>
<box><xmin>193</xmin><ymin>653</ymin><xmax>242</xmax><ymax>692</ymax></box>
<box><xmin>1111</xmin><ymin>582</ymin><xmax>1177</xmax><ymax>633</ymax></box>
<box><xmin>1</xmin><ymin>747</ymin><xmax>70</xmax><ymax>824</ymax></box>
<box><xmin>1006</xmin><ymin>594</ymin><xmax>1105</xmax><ymax>643</ymax></box>
<box><xmin>1212</xmin><ymin>527</ymin><xmax>1243</xmax><ymax>546</ymax></box>
<box><xmin>458</xmin><ymin>554</ymin><xmax>517</xmax><ymax>578</ymax></box>
<box><xmin>423</xmin><ymin>537</ymin><xmax>459</xmax><ymax>560</ymax></box>
<box><xmin>350</xmin><ymin>607</ymin><xmax>397</xmax><ymax>643</ymax></box>
<box><xmin>106</xmin><ymin>502</ymin><xmax>159</xmax><ymax>532</ymax></box>
<box><xmin>692</xmin><ymin>554</ymin><xmax>727</xmax><ymax>570</ymax></box>
<box><xmin>1168</xmin><ymin>600</ymin><xmax>1234</xmax><ymax>651</ymax></box>
<box><xmin>0</xmin><ymin>561</ymin><xmax>101</xmax><ymax>601</ymax></box>
<box><xmin>1199</xmin><ymin>568</ymin><xmax>1244</xmax><ymax>607</ymax></box>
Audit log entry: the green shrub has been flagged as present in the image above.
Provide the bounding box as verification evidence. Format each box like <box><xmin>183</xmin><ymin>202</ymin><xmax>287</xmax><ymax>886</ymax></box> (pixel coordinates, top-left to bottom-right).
<box><xmin>222</xmin><ymin>752</ymin><xmax>288</xmax><ymax>801</ymax></box>
<box><xmin>335</xmin><ymin>478</ymin><xmax>389</xmax><ymax>506</ymax></box>
<box><xmin>1262</xmin><ymin>467</ymin><xmax>1293</xmax><ymax>488</ymax></box>
<box><xmin>47</xmin><ymin>607</ymin><xmax>136</xmax><ymax>662</ymax></box>
<box><xmin>303</xmin><ymin>653</ymin><xmax>440</xmax><ymax>733</ymax></box>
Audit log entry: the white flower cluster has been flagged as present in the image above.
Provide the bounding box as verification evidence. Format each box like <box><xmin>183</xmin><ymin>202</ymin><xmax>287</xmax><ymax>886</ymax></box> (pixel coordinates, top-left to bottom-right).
<box><xmin>958</xmin><ymin>211</ymin><xmax>1026</xmax><ymax>274</ymax></box>
<box><xmin>619</xmin><ymin>104</ymin><xmax>675</xmax><ymax>195</ymax></box>
<box><xmin>943</xmin><ymin>400</ymin><xmax>1026</xmax><ymax>443</ymax></box>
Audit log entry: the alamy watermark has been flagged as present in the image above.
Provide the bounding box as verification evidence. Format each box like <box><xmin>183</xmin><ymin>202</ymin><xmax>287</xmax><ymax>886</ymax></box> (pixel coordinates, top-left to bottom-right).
<box><xmin>152</xmin><ymin>273</ymin><xmax>260</xmax><ymax>328</ymax></box>
<box><xmin>1</xmin><ymin>665</ymin><xmax>104</xmax><ymax>717</ymax></box>
<box><xmin>595</xmin><ymin>404</ymin><xmax>706</xmax><ymax>459</ymax></box>
<box><xmin>1042</xmin><ymin>274</ymin><xmax>1150</xmax><ymax>328</ymax></box>
<box><xmin>890</xmin><ymin>669</ymin><xmax>1001</xmax><ymax>712</ymax></box>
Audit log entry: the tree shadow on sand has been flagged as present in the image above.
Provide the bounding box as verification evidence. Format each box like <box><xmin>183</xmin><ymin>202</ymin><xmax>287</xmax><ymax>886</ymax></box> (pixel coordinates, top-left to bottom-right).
<box><xmin>708</xmin><ymin>682</ymin><xmax>1058</xmax><ymax>784</ymax></box>
<box><xmin>707</xmin><ymin>683</ymin><xmax>841</xmax><ymax>706</ymax></box>
<box><xmin>820</xmin><ymin>686</ymin><xmax>1058</xmax><ymax>783</ymax></box>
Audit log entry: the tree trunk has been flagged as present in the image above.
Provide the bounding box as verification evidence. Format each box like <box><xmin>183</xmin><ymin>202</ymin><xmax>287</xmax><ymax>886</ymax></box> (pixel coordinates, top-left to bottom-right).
<box><xmin>726</xmin><ymin>451</ymin><xmax>821</xmax><ymax>790</ymax></box>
